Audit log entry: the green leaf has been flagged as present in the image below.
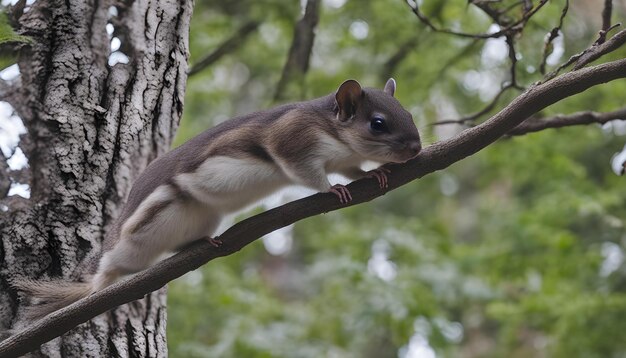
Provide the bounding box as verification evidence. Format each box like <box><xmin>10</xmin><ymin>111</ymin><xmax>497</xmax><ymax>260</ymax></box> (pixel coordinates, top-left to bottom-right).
<box><xmin>0</xmin><ymin>9</ymin><xmax>31</xmax><ymax>45</ymax></box>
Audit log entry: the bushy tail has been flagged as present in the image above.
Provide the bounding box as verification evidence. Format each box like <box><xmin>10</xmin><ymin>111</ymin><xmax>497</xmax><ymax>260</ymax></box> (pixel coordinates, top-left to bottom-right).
<box><xmin>12</xmin><ymin>278</ymin><xmax>94</xmax><ymax>323</ymax></box>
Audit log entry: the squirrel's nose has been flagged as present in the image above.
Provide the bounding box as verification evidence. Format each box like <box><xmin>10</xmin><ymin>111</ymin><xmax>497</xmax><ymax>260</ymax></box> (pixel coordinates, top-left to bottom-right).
<box><xmin>408</xmin><ymin>141</ymin><xmax>421</xmax><ymax>156</ymax></box>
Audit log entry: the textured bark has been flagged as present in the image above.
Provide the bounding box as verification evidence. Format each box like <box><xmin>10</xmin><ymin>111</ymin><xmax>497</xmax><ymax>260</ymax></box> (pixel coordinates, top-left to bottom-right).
<box><xmin>0</xmin><ymin>0</ymin><xmax>192</xmax><ymax>357</ymax></box>
<box><xmin>509</xmin><ymin>107</ymin><xmax>626</xmax><ymax>136</ymax></box>
<box><xmin>0</xmin><ymin>151</ymin><xmax>8</xmax><ymax>199</ymax></box>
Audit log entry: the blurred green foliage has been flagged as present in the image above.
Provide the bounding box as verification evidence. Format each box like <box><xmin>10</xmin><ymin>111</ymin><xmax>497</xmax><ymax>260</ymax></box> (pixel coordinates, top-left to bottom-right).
<box><xmin>169</xmin><ymin>0</ymin><xmax>626</xmax><ymax>357</ymax></box>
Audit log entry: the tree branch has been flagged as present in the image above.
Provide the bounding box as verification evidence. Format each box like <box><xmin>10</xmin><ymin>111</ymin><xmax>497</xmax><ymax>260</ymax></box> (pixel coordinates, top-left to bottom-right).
<box><xmin>600</xmin><ymin>0</ymin><xmax>614</xmax><ymax>44</ymax></box>
<box><xmin>508</xmin><ymin>107</ymin><xmax>626</xmax><ymax>136</ymax></box>
<box><xmin>544</xmin><ymin>26</ymin><xmax>626</xmax><ymax>81</ymax></box>
<box><xmin>504</xmin><ymin>34</ymin><xmax>523</xmax><ymax>89</ymax></box>
<box><xmin>434</xmin><ymin>84</ymin><xmax>514</xmax><ymax>126</ymax></box>
<box><xmin>421</xmin><ymin>0</ymin><xmax>530</xmax><ymax>126</ymax></box>
<box><xmin>187</xmin><ymin>20</ymin><xmax>260</xmax><ymax>77</ymax></box>
<box><xmin>2</xmin><ymin>57</ymin><xmax>626</xmax><ymax>358</ymax></box>
<box><xmin>572</xmin><ymin>27</ymin><xmax>626</xmax><ymax>70</ymax></box>
<box><xmin>539</xmin><ymin>0</ymin><xmax>569</xmax><ymax>74</ymax></box>
<box><xmin>407</xmin><ymin>0</ymin><xmax>548</xmax><ymax>39</ymax></box>
<box><xmin>274</xmin><ymin>0</ymin><xmax>320</xmax><ymax>101</ymax></box>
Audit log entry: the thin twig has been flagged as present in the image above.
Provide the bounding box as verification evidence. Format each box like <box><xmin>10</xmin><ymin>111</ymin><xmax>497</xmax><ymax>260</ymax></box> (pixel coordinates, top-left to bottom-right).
<box><xmin>188</xmin><ymin>21</ymin><xmax>260</xmax><ymax>77</ymax></box>
<box><xmin>599</xmin><ymin>0</ymin><xmax>613</xmax><ymax>44</ymax></box>
<box><xmin>433</xmin><ymin>85</ymin><xmax>514</xmax><ymax>126</ymax></box>
<box><xmin>505</xmin><ymin>35</ymin><xmax>523</xmax><ymax>89</ymax></box>
<box><xmin>418</xmin><ymin>0</ymin><xmax>534</xmax><ymax>125</ymax></box>
<box><xmin>543</xmin><ymin>26</ymin><xmax>625</xmax><ymax>81</ymax></box>
<box><xmin>407</xmin><ymin>0</ymin><xmax>548</xmax><ymax>39</ymax></box>
<box><xmin>539</xmin><ymin>0</ymin><xmax>569</xmax><ymax>74</ymax></box>
<box><xmin>429</xmin><ymin>13</ymin><xmax>523</xmax><ymax>126</ymax></box>
<box><xmin>471</xmin><ymin>0</ymin><xmax>506</xmax><ymax>25</ymax></box>
<box><xmin>572</xmin><ymin>26</ymin><xmax>626</xmax><ymax>70</ymax></box>
<box><xmin>508</xmin><ymin>107</ymin><xmax>626</xmax><ymax>135</ymax></box>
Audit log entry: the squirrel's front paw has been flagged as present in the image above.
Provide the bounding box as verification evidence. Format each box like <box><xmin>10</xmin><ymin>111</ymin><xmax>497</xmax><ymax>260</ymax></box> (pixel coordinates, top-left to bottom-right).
<box><xmin>329</xmin><ymin>184</ymin><xmax>352</xmax><ymax>204</ymax></box>
<box><xmin>205</xmin><ymin>236</ymin><xmax>223</xmax><ymax>248</ymax></box>
<box><xmin>366</xmin><ymin>167</ymin><xmax>391</xmax><ymax>188</ymax></box>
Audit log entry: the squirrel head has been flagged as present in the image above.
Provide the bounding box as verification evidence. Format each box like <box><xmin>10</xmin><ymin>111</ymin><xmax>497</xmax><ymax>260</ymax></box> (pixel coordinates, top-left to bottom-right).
<box><xmin>334</xmin><ymin>78</ymin><xmax>421</xmax><ymax>163</ymax></box>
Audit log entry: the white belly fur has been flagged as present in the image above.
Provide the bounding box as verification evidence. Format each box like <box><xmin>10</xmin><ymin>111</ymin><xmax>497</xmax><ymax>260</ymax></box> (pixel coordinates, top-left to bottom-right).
<box><xmin>175</xmin><ymin>156</ymin><xmax>289</xmax><ymax>213</ymax></box>
<box><xmin>317</xmin><ymin>133</ymin><xmax>364</xmax><ymax>173</ymax></box>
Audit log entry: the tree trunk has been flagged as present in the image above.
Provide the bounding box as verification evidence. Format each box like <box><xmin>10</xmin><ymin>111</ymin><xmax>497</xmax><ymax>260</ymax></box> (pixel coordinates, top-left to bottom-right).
<box><xmin>0</xmin><ymin>0</ymin><xmax>192</xmax><ymax>356</ymax></box>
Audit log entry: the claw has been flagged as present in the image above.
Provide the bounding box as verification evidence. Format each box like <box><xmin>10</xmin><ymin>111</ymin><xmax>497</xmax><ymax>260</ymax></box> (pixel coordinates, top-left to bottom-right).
<box><xmin>205</xmin><ymin>236</ymin><xmax>223</xmax><ymax>248</ymax></box>
<box><xmin>329</xmin><ymin>184</ymin><xmax>352</xmax><ymax>204</ymax></box>
<box><xmin>366</xmin><ymin>167</ymin><xmax>391</xmax><ymax>188</ymax></box>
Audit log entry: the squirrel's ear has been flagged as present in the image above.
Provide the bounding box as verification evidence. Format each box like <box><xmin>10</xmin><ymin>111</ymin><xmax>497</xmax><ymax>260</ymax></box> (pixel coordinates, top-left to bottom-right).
<box><xmin>384</xmin><ymin>78</ymin><xmax>396</xmax><ymax>97</ymax></box>
<box><xmin>335</xmin><ymin>79</ymin><xmax>362</xmax><ymax>122</ymax></box>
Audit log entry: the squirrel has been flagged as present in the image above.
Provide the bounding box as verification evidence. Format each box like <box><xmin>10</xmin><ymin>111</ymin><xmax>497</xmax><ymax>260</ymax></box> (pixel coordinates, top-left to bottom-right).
<box><xmin>13</xmin><ymin>78</ymin><xmax>421</xmax><ymax>323</ymax></box>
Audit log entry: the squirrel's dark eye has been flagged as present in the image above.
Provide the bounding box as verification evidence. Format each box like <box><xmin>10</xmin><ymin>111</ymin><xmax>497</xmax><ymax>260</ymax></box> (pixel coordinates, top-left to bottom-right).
<box><xmin>370</xmin><ymin>116</ymin><xmax>388</xmax><ymax>133</ymax></box>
